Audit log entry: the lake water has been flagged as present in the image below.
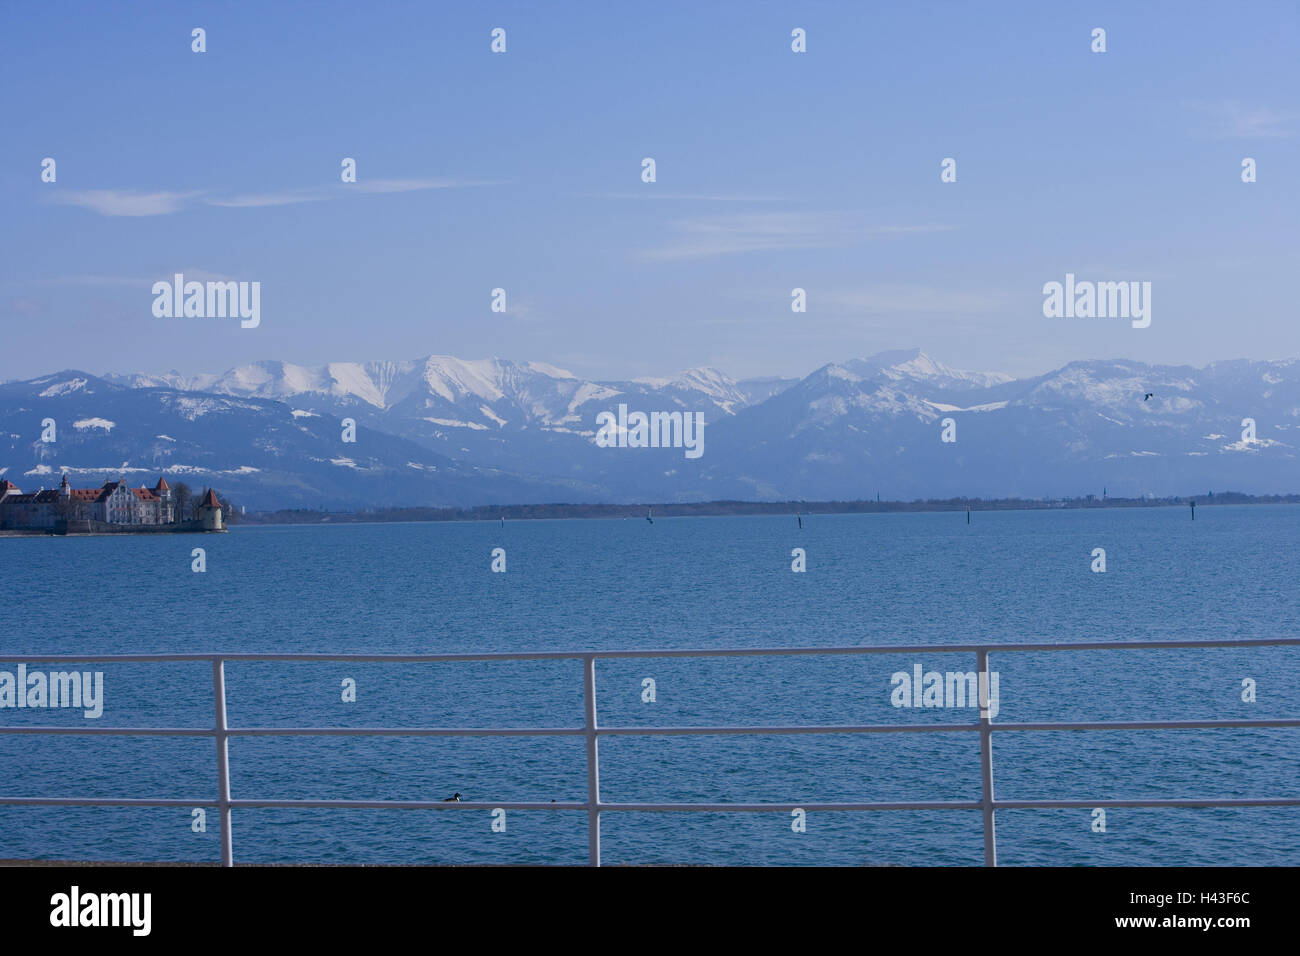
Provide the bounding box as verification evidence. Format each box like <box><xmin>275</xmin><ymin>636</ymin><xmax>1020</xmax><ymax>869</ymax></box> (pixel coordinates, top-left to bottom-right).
<box><xmin>2</xmin><ymin>506</ymin><xmax>1298</xmax><ymax>865</ymax></box>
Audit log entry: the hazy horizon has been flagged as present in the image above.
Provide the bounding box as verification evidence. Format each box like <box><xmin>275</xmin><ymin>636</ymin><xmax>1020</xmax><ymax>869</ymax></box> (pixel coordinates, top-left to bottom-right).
<box><xmin>8</xmin><ymin>344</ymin><xmax>1300</xmax><ymax>392</ymax></box>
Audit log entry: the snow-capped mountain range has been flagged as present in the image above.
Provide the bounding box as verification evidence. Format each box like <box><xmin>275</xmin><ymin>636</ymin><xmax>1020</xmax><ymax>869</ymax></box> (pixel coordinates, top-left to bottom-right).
<box><xmin>3</xmin><ymin>349</ymin><xmax>1296</xmax><ymax>509</ymax></box>
<box><xmin>107</xmin><ymin>355</ymin><xmax>771</xmax><ymax>424</ymax></box>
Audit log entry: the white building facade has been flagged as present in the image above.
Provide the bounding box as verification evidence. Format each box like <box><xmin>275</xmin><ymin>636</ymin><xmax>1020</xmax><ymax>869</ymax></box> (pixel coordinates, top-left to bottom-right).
<box><xmin>0</xmin><ymin>475</ymin><xmax>180</xmax><ymax>529</ymax></box>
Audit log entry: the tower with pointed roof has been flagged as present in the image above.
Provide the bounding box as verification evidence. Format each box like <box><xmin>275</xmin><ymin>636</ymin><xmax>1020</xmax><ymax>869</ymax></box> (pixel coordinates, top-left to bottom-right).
<box><xmin>154</xmin><ymin>476</ymin><xmax>173</xmax><ymax>523</ymax></box>
<box><xmin>199</xmin><ymin>487</ymin><xmax>224</xmax><ymax>531</ymax></box>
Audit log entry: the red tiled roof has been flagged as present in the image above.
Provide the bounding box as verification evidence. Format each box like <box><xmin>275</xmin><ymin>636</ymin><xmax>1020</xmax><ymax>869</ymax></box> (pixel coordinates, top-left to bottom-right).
<box><xmin>1</xmin><ymin>478</ymin><xmax>170</xmax><ymax>507</ymax></box>
<box><xmin>199</xmin><ymin>488</ymin><xmax>221</xmax><ymax>509</ymax></box>
<box><xmin>155</xmin><ymin>476</ymin><xmax>170</xmax><ymax>491</ymax></box>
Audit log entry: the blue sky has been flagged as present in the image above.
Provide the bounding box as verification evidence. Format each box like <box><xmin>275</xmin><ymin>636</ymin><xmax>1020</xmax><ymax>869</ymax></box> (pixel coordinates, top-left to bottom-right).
<box><xmin>1</xmin><ymin>0</ymin><xmax>1297</xmax><ymax>383</ymax></box>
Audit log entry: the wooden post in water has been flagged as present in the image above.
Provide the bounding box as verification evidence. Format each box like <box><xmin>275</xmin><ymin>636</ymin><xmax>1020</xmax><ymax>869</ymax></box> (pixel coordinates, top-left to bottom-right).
<box><xmin>967</xmin><ymin>504</ymin><xmax>971</xmax><ymax>525</ymax></box>
<box><xmin>1191</xmin><ymin>500</ymin><xmax>1196</xmax><ymax>521</ymax></box>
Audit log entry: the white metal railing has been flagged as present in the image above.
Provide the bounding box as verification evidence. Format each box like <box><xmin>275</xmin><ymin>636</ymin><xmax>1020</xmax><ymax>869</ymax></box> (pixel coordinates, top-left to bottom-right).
<box><xmin>1</xmin><ymin>639</ymin><xmax>1299</xmax><ymax>866</ymax></box>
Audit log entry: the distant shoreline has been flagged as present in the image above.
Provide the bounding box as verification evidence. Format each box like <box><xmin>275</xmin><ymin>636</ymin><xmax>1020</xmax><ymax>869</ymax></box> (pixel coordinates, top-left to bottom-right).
<box><xmin>238</xmin><ymin>492</ymin><xmax>1300</xmax><ymax>526</ymax></box>
<box><xmin>0</xmin><ymin>528</ymin><xmax>225</xmax><ymax>537</ymax></box>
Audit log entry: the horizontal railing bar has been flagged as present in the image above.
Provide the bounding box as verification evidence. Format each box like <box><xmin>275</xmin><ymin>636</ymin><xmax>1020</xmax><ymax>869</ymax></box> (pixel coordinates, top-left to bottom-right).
<box><xmin>598</xmin><ymin>719</ymin><xmax>1300</xmax><ymax>734</ymax></box>
<box><xmin>990</xmin><ymin>719</ymin><xmax>1300</xmax><ymax>731</ymax></box>
<box><xmin>0</xmin><ymin>797</ymin><xmax>976</xmax><ymax>811</ymax></box>
<box><xmin>597</xmin><ymin>724</ymin><xmax>976</xmax><ymax>735</ymax></box>
<box><xmin>222</xmin><ymin>798</ymin><xmax>1300</xmax><ymax>811</ymax></box>
<box><xmin>230</xmin><ymin>800</ymin><xmax>590</xmax><ymax>810</ymax></box>
<box><xmin>567</xmin><ymin>638</ymin><xmax>1300</xmax><ymax>656</ymax></box>
<box><xmin>990</xmin><ymin>798</ymin><xmax>1300</xmax><ymax>809</ymax></box>
<box><xmin>2</xmin><ymin>637</ymin><xmax>1298</xmax><ymax>665</ymax></box>
<box><xmin>0</xmin><ymin>727</ymin><xmax>216</xmax><ymax>736</ymax></box>
<box><xmin>0</xmin><ymin>797</ymin><xmax>590</xmax><ymax>810</ymax></box>
<box><xmin>3</xmin><ymin>796</ymin><xmax>1297</xmax><ymax>811</ymax></box>
<box><xmin>0</xmin><ymin>797</ymin><xmax>212</xmax><ymax>807</ymax></box>
<box><xmin>0</xmin><ymin>726</ymin><xmax>592</xmax><ymax>738</ymax></box>
<box><xmin>229</xmin><ymin>727</ymin><xmax>586</xmax><ymax>737</ymax></box>
<box><xmin>595</xmin><ymin>801</ymin><xmax>983</xmax><ymax>811</ymax></box>
<box><xmin>600</xmin><ymin>798</ymin><xmax>1300</xmax><ymax>811</ymax></box>
<box><xmin>4</xmin><ymin>718</ymin><xmax>1298</xmax><ymax>737</ymax></box>
<box><xmin>0</xmin><ymin>799</ymin><xmax>597</xmax><ymax>811</ymax></box>
<box><xmin>7</xmin><ymin>717</ymin><xmax>1300</xmax><ymax>738</ymax></box>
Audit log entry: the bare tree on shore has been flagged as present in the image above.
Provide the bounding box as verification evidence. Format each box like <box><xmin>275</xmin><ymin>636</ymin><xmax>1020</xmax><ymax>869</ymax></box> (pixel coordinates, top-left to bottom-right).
<box><xmin>173</xmin><ymin>482</ymin><xmax>193</xmax><ymax>523</ymax></box>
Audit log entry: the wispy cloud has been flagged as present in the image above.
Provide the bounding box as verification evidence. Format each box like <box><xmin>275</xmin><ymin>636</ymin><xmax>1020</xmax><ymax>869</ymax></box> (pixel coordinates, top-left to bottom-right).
<box><xmin>1186</xmin><ymin>99</ymin><xmax>1299</xmax><ymax>138</ymax></box>
<box><xmin>354</xmin><ymin>177</ymin><xmax>498</xmax><ymax>194</ymax></box>
<box><xmin>205</xmin><ymin>190</ymin><xmax>322</xmax><ymax>209</ymax></box>
<box><xmin>642</xmin><ymin>212</ymin><xmax>953</xmax><ymax>261</ymax></box>
<box><xmin>210</xmin><ymin>177</ymin><xmax>499</xmax><ymax>207</ymax></box>
<box><xmin>585</xmin><ymin>192</ymin><xmax>787</xmax><ymax>202</ymax></box>
<box><xmin>47</xmin><ymin>179</ymin><xmax>499</xmax><ymax>216</ymax></box>
<box><xmin>49</xmin><ymin>189</ymin><xmax>201</xmax><ymax>217</ymax></box>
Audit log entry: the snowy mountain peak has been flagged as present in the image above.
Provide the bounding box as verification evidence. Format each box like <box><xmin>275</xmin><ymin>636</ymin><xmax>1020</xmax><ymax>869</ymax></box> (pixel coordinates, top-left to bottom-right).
<box><xmin>523</xmin><ymin>361</ymin><xmax>575</xmax><ymax>380</ymax></box>
<box><xmin>419</xmin><ymin>355</ymin><xmax>510</xmax><ymax>403</ymax></box>
<box><xmin>664</xmin><ymin>367</ymin><xmax>747</xmax><ymax>414</ymax></box>
<box><xmin>843</xmin><ymin>349</ymin><xmax>1014</xmax><ymax>388</ymax></box>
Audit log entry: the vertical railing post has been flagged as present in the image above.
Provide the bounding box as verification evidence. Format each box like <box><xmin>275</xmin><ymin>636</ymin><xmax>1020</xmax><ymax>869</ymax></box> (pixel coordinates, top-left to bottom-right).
<box><xmin>976</xmin><ymin>648</ymin><xmax>997</xmax><ymax>867</ymax></box>
<box><xmin>582</xmin><ymin>654</ymin><xmax>601</xmax><ymax>866</ymax></box>
<box><xmin>212</xmin><ymin>657</ymin><xmax>233</xmax><ymax>867</ymax></box>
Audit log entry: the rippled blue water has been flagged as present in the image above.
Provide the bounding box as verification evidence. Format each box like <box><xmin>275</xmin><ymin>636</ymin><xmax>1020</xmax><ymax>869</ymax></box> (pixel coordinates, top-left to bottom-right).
<box><xmin>2</xmin><ymin>506</ymin><xmax>1298</xmax><ymax>865</ymax></box>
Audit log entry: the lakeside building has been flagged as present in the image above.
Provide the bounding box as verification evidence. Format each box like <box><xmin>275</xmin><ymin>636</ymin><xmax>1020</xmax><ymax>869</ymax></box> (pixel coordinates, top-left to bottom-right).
<box><xmin>196</xmin><ymin>487</ymin><xmax>224</xmax><ymax>531</ymax></box>
<box><xmin>0</xmin><ymin>475</ymin><xmax>223</xmax><ymax>531</ymax></box>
